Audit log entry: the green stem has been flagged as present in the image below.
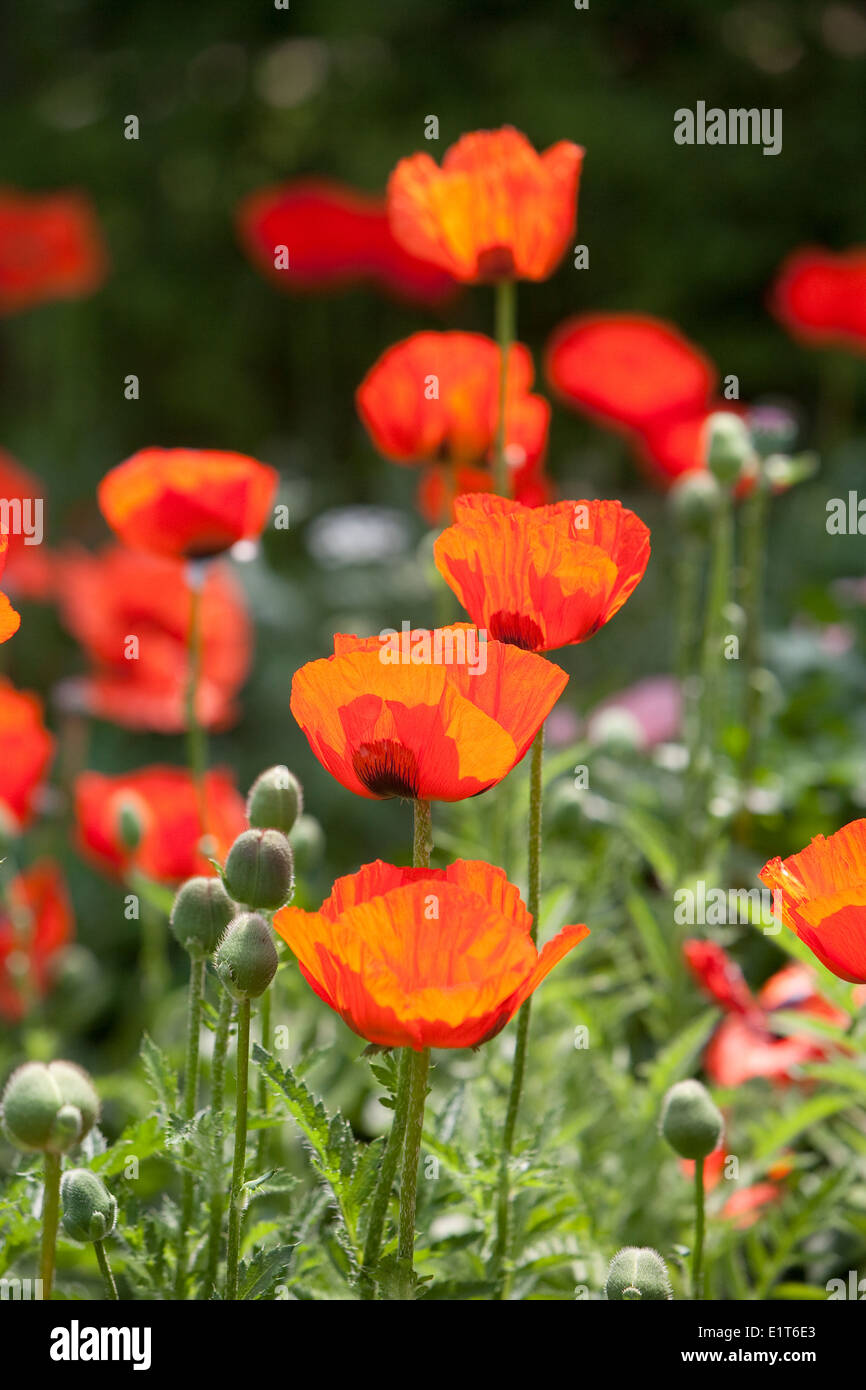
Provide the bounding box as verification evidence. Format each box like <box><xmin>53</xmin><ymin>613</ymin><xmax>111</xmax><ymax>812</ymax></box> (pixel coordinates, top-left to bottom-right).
<box><xmin>255</xmin><ymin>987</ymin><xmax>272</xmax><ymax>1170</ymax></box>
<box><xmin>395</xmin><ymin>1046</ymin><xmax>431</xmax><ymax>1299</ymax></box>
<box><xmin>493</xmin><ymin>723</ymin><xmax>545</xmax><ymax>1297</ymax></box>
<box><xmin>693</xmin><ymin>1156</ymin><xmax>706</xmax><ymax>1299</ymax></box>
<box><xmin>174</xmin><ymin>955</ymin><xmax>206</xmax><ymax>1298</ymax></box>
<box><xmin>687</xmin><ymin>488</ymin><xmax>733</xmax><ymax>859</ymax></box>
<box><xmin>185</xmin><ymin>564</ymin><xmax>208</xmax><ymax>837</ymax></box>
<box><xmin>224</xmin><ymin>996</ymin><xmax>251</xmax><ymax>1301</ymax></box>
<box><xmin>40</xmin><ymin>1151</ymin><xmax>62</xmax><ymax>1300</ymax></box>
<box><xmin>94</xmin><ymin>1239</ymin><xmax>119</xmax><ymax>1300</ymax></box>
<box><xmin>738</xmin><ymin>475</ymin><xmax>769</xmax><ymax>797</ymax></box>
<box><xmin>205</xmin><ymin>986</ymin><xmax>234</xmax><ymax>1294</ymax></box>
<box><xmin>492</xmin><ymin>279</ymin><xmax>517</xmax><ymax>496</ymax></box>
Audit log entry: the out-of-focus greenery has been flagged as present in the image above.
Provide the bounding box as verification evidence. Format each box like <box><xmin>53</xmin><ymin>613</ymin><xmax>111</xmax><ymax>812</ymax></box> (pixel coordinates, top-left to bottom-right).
<box><xmin>3</xmin><ymin>0</ymin><xmax>866</xmax><ymax>1300</ymax></box>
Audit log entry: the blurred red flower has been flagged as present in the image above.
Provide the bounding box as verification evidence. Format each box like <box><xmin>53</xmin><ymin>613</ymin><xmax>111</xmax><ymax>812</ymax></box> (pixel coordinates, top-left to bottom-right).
<box><xmin>274</xmin><ymin>858</ymin><xmax>588</xmax><ymax>1049</ymax></box>
<box><xmin>0</xmin><ymin>451</ymin><xmax>56</xmax><ymax>601</ymax></box>
<box><xmin>388</xmin><ymin>127</ymin><xmax>584</xmax><ymax>283</ymax></box>
<box><xmin>761</xmin><ymin>819</ymin><xmax>866</xmax><ymax>983</ymax></box>
<box><xmin>98</xmin><ymin>448</ymin><xmax>278</xmax><ymax>560</ymax></box>
<box><xmin>0</xmin><ymin>861</ymin><xmax>73</xmax><ymax>1022</ymax></box>
<box><xmin>237</xmin><ymin>178</ymin><xmax>457</xmax><ymax>305</ymax></box>
<box><xmin>75</xmin><ymin>766</ymin><xmax>247</xmax><ymax>883</ymax></box>
<box><xmin>769</xmin><ymin>247</ymin><xmax>866</xmax><ymax>353</ymax></box>
<box><xmin>684</xmin><ymin>939</ymin><xmax>848</xmax><ymax>1086</ymax></box>
<box><xmin>0</xmin><ymin>534</ymin><xmax>21</xmax><ymax>643</ymax></box>
<box><xmin>0</xmin><ymin>678</ymin><xmax>54</xmax><ymax>831</ymax></box>
<box><xmin>0</xmin><ymin>189</ymin><xmax>107</xmax><ymax>313</ymax></box>
<box><xmin>57</xmin><ymin>545</ymin><xmax>252</xmax><ymax>732</ymax></box>
<box><xmin>434</xmin><ymin>494</ymin><xmax>650</xmax><ymax>652</ymax></box>
<box><xmin>416</xmin><ymin>459</ymin><xmax>552</xmax><ymax>525</ymax></box>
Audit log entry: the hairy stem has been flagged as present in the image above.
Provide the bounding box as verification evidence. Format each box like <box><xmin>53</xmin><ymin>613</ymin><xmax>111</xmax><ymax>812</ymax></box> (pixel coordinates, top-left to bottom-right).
<box><xmin>224</xmin><ymin>996</ymin><xmax>251</xmax><ymax>1301</ymax></box>
<box><xmin>40</xmin><ymin>1151</ymin><xmax>62</xmax><ymax>1300</ymax></box>
<box><xmin>95</xmin><ymin>1239</ymin><xmax>119</xmax><ymax>1300</ymax></box>
<box><xmin>174</xmin><ymin>955</ymin><xmax>206</xmax><ymax>1298</ymax></box>
<box><xmin>205</xmin><ymin>986</ymin><xmax>234</xmax><ymax>1294</ymax></box>
<box><xmin>492</xmin><ymin>279</ymin><xmax>517</xmax><ymax>497</ymax></box>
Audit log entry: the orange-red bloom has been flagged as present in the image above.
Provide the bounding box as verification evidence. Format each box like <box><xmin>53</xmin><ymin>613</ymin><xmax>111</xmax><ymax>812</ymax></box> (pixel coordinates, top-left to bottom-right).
<box><xmin>433</xmin><ymin>494</ymin><xmax>650</xmax><ymax>652</ymax></box>
<box><xmin>75</xmin><ymin>766</ymin><xmax>247</xmax><ymax>884</ymax></box>
<box><xmin>416</xmin><ymin>459</ymin><xmax>553</xmax><ymax>526</ymax></box>
<box><xmin>291</xmin><ymin>626</ymin><xmax>567</xmax><ymax>801</ymax></box>
<box><xmin>769</xmin><ymin>247</ymin><xmax>866</xmax><ymax>354</ymax></box>
<box><xmin>98</xmin><ymin>448</ymin><xmax>278</xmax><ymax>560</ymax></box>
<box><xmin>0</xmin><ymin>533</ymin><xmax>21</xmax><ymax>643</ymax></box>
<box><xmin>274</xmin><ymin>858</ymin><xmax>588</xmax><ymax>1049</ymax></box>
<box><xmin>387</xmin><ymin>127</ymin><xmax>584</xmax><ymax>283</ymax></box>
<box><xmin>0</xmin><ymin>189</ymin><xmax>107</xmax><ymax>314</ymax></box>
<box><xmin>237</xmin><ymin>179</ymin><xmax>456</xmax><ymax>305</ymax></box>
<box><xmin>57</xmin><ymin>545</ymin><xmax>251</xmax><ymax>732</ymax></box>
<box><xmin>0</xmin><ymin>678</ymin><xmax>54</xmax><ymax>831</ymax></box>
<box><xmin>760</xmin><ymin>820</ymin><xmax>866</xmax><ymax>983</ymax></box>
<box><xmin>0</xmin><ymin>450</ymin><xmax>56</xmax><ymax>601</ymax></box>
<box><xmin>684</xmin><ymin>939</ymin><xmax>848</xmax><ymax>1087</ymax></box>
<box><xmin>0</xmin><ymin>861</ymin><xmax>73</xmax><ymax>1022</ymax></box>
<box><xmin>356</xmin><ymin>332</ymin><xmax>550</xmax><ymax>470</ymax></box>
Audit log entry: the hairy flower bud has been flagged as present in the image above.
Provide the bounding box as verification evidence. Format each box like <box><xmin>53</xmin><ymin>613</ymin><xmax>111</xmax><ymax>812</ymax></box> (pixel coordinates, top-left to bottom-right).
<box><xmin>246</xmin><ymin>765</ymin><xmax>303</xmax><ymax>836</ymax></box>
<box><xmin>223</xmin><ymin>828</ymin><xmax>294</xmax><ymax>910</ymax></box>
<box><xmin>704</xmin><ymin>411</ymin><xmax>756</xmax><ymax>488</ymax></box>
<box><xmin>290</xmin><ymin>814</ymin><xmax>325</xmax><ymax>873</ymax></box>
<box><xmin>214</xmin><ymin>912</ymin><xmax>278</xmax><ymax>1000</ymax></box>
<box><xmin>61</xmin><ymin>1168</ymin><xmax>117</xmax><ymax>1243</ymax></box>
<box><xmin>660</xmin><ymin>1078</ymin><xmax>723</xmax><ymax>1160</ymax></box>
<box><xmin>170</xmin><ymin>875</ymin><xmax>236</xmax><ymax>958</ymax></box>
<box><xmin>1</xmin><ymin>1060</ymin><xmax>100</xmax><ymax>1154</ymax></box>
<box><xmin>606</xmin><ymin>1246</ymin><xmax>673</xmax><ymax>1301</ymax></box>
<box><xmin>668</xmin><ymin>470</ymin><xmax>720</xmax><ymax>536</ymax></box>
<box><xmin>114</xmin><ymin>793</ymin><xmax>146</xmax><ymax>853</ymax></box>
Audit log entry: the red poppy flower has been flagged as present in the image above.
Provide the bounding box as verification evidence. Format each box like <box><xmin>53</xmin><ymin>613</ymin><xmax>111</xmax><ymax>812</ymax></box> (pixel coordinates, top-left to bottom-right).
<box><xmin>97</xmin><ymin>448</ymin><xmax>278</xmax><ymax>560</ymax></box>
<box><xmin>416</xmin><ymin>459</ymin><xmax>553</xmax><ymax>526</ymax></box>
<box><xmin>433</xmin><ymin>494</ymin><xmax>650</xmax><ymax>652</ymax></box>
<box><xmin>680</xmin><ymin>1142</ymin><xmax>728</xmax><ymax>1192</ymax></box>
<box><xmin>274</xmin><ymin>858</ymin><xmax>588</xmax><ymax>1049</ymax></box>
<box><xmin>290</xmin><ymin>625</ymin><xmax>568</xmax><ymax>802</ymax></box>
<box><xmin>75</xmin><ymin>766</ymin><xmax>247</xmax><ymax>884</ymax></box>
<box><xmin>760</xmin><ymin>820</ymin><xmax>866</xmax><ymax>983</ymax></box>
<box><xmin>0</xmin><ymin>189</ymin><xmax>107</xmax><ymax>314</ymax></box>
<box><xmin>387</xmin><ymin>127</ymin><xmax>584</xmax><ymax>283</ymax></box>
<box><xmin>57</xmin><ymin>545</ymin><xmax>251</xmax><ymax>732</ymax></box>
<box><xmin>0</xmin><ymin>450</ymin><xmax>55</xmax><ymax>601</ymax></box>
<box><xmin>769</xmin><ymin>247</ymin><xmax>866</xmax><ymax>353</ymax></box>
<box><xmin>720</xmin><ymin>1181</ymin><xmax>786</xmax><ymax>1229</ymax></box>
<box><xmin>684</xmin><ymin>939</ymin><xmax>848</xmax><ymax>1087</ymax></box>
<box><xmin>0</xmin><ymin>534</ymin><xmax>21</xmax><ymax>643</ymax></box>
<box><xmin>356</xmin><ymin>332</ymin><xmax>550</xmax><ymax>472</ymax></box>
<box><xmin>0</xmin><ymin>861</ymin><xmax>73</xmax><ymax>1022</ymax></box>
<box><xmin>237</xmin><ymin>179</ymin><xmax>456</xmax><ymax>305</ymax></box>
<box><xmin>0</xmin><ymin>678</ymin><xmax>54</xmax><ymax>831</ymax></box>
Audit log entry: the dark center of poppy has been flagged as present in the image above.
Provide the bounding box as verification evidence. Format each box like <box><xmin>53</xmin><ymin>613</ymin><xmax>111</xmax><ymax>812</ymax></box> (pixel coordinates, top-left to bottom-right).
<box><xmin>352</xmin><ymin>740</ymin><xmax>421</xmax><ymax>799</ymax></box>
<box><xmin>487</xmin><ymin>610</ymin><xmax>545</xmax><ymax>652</ymax></box>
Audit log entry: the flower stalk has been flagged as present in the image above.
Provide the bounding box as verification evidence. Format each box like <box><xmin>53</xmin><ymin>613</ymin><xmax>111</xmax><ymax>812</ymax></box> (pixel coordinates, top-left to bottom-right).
<box><xmin>205</xmin><ymin>985</ymin><xmax>234</xmax><ymax>1294</ymax></box>
<box><xmin>224</xmin><ymin>996</ymin><xmax>251</xmax><ymax>1300</ymax></box>
<box><xmin>40</xmin><ymin>1151</ymin><xmax>62</xmax><ymax>1300</ymax></box>
<box><xmin>174</xmin><ymin>955</ymin><xmax>206</xmax><ymax>1298</ymax></box>
<box><xmin>493</xmin><ymin>279</ymin><xmax>517</xmax><ymax>496</ymax></box>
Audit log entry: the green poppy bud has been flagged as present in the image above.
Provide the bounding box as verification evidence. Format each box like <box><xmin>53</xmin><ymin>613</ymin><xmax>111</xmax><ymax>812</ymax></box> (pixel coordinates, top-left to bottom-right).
<box><xmin>1</xmin><ymin>1060</ymin><xmax>100</xmax><ymax>1154</ymax></box>
<box><xmin>246</xmin><ymin>765</ymin><xmax>303</xmax><ymax>836</ymax></box>
<box><xmin>705</xmin><ymin>411</ymin><xmax>756</xmax><ymax>488</ymax></box>
<box><xmin>668</xmin><ymin>470</ymin><xmax>721</xmax><ymax>537</ymax></box>
<box><xmin>114</xmin><ymin>794</ymin><xmax>146</xmax><ymax>853</ymax></box>
<box><xmin>606</xmin><ymin>1247</ymin><xmax>673</xmax><ymax>1301</ymax></box>
<box><xmin>290</xmin><ymin>815</ymin><xmax>325</xmax><ymax>873</ymax></box>
<box><xmin>61</xmin><ymin>1168</ymin><xmax>117</xmax><ymax>1243</ymax></box>
<box><xmin>747</xmin><ymin>404</ymin><xmax>797</xmax><ymax>460</ymax></box>
<box><xmin>170</xmin><ymin>875</ymin><xmax>236</xmax><ymax>958</ymax></box>
<box><xmin>223</xmin><ymin>828</ymin><xmax>294</xmax><ymax>910</ymax></box>
<box><xmin>660</xmin><ymin>1078</ymin><xmax>723</xmax><ymax>1160</ymax></box>
<box><xmin>214</xmin><ymin>912</ymin><xmax>278</xmax><ymax>1001</ymax></box>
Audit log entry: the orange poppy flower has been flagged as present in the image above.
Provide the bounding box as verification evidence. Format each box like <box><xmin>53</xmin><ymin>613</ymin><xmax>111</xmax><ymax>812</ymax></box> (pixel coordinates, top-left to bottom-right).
<box><xmin>97</xmin><ymin>448</ymin><xmax>278</xmax><ymax>560</ymax></box>
<box><xmin>0</xmin><ymin>534</ymin><xmax>21</xmax><ymax>643</ymax></box>
<box><xmin>416</xmin><ymin>459</ymin><xmax>553</xmax><ymax>526</ymax></box>
<box><xmin>387</xmin><ymin>127</ymin><xmax>584</xmax><ymax>283</ymax></box>
<box><xmin>57</xmin><ymin>545</ymin><xmax>251</xmax><ymax>732</ymax></box>
<box><xmin>237</xmin><ymin>178</ymin><xmax>456</xmax><ymax>305</ymax></box>
<box><xmin>274</xmin><ymin>858</ymin><xmax>588</xmax><ymax>1049</ymax></box>
<box><xmin>760</xmin><ymin>819</ymin><xmax>866</xmax><ymax>983</ymax></box>
<box><xmin>0</xmin><ymin>861</ymin><xmax>73</xmax><ymax>1023</ymax></box>
<box><xmin>290</xmin><ymin>625</ymin><xmax>567</xmax><ymax>801</ymax></box>
<box><xmin>0</xmin><ymin>678</ymin><xmax>54</xmax><ymax>831</ymax></box>
<box><xmin>356</xmin><ymin>331</ymin><xmax>549</xmax><ymax>471</ymax></box>
<box><xmin>0</xmin><ymin>189</ymin><xmax>107</xmax><ymax>314</ymax></box>
<box><xmin>75</xmin><ymin>765</ymin><xmax>247</xmax><ymax>884</ymax></box>
<box><xmin>769</xmin><ymin>247</ymin><xmax>866</xmax><ymax>353</ymax></box>
<box><xmin>433</xmin><ymin>494</ymin><xmax>650</xmax><ymax>652</ymax></box>
<box><xmin>0</xmin><ymin>450</ymin><xmax>55</xmax><ymax>601</ymax></box>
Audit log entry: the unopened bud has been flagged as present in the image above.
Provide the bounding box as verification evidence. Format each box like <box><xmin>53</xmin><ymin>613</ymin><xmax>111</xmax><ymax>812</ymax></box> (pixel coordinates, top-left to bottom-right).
<box><xmin>61</xmin><ymin>1168</ymin><xmax>117</xmax><ymax>1243</ymax></box>
<box><xmin>223</xmin><ymin>828</ymin><xmax>294</xmax><ymax>910</ymax></box>
<box><xmin>290</xmin><ymin>815</ymin><xmax>325</xmax><ymax>873</ymax></box>
<box><xmin>214</xmin><ymin>912</ymin><xmax>278</xmax><ymax>1000</ymax></box>
<box><xmin>704</xmin><ymin>412</ymin><xmax>756</xmax><ymax>488</ymax></box>
<box><xmin>1</xmin><ymin>1060</ymin><xmax>100</xmax><ymax>1154</ymax></box>
<box><xmin>668</xmin><ymin>470</ymin><xmax>721</xmax><ymax>536</ymax></box>
<box><xmin>246</xmin><ymin>765</ymin><xmax>303</xmax><ymax>835</ymax></box>
<box><xmin>661</xmin><ymin>1078</ymin><xmax>723</xmax><ymax>1159</ymax></box>
<box><xmin>747</xmin><ymin>404</ymin><xmax>798</xmax><ymax>459</ymax></box>
<box><xmin>114</xmin><ymin>794</ymin><xmax>146</xmax><ymax>853</ymax></box>
<box><xmin>606</xmin><ymin>1247</ymin><xmax>673</xmax><ymax>1301</ymax></box>
<box><xmin>170</xmin><ymin>875</ymin><xmax>236</xmax><ymax>958</ymax></box>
